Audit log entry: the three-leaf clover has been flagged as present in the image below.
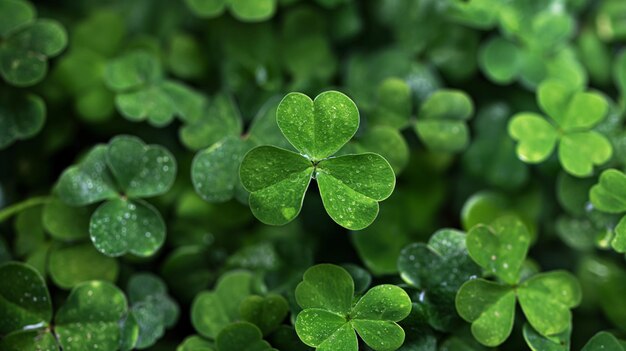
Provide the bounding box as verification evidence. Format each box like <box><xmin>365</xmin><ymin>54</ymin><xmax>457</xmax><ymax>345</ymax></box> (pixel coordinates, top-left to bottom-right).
<box><xmin>56</xmin><ymin>135</ymin><xmax>177</xmax><ymax>257</ymax></box>
<box><xmin>455</xmin><ymin>216</ymin><xmax>581</xmax><ymax>346</ymax></box>
<box><xmin>184</xmin><ymin>0</ymin><xmax>276</xmax><ymax>22</ymax></box>
<box><xmin>104</xmin><ymin>50</ymin><xmax>206</xmax><ymax>127</ymax></box>
<box><xmin>0</xmin><ymin>0</ymin><xmax>67</xmax><ymax>87</ymax></box>
<box><xmin>294</xmin><ymin>264</ymin><xmax>412</xmax><ymax>351</ymax></box>
<box><xmin>239</xmin><ymin>90</ymin><xmax>396</xmax><ymax>230</ymax></box>
<box><xmin>589</xmin><ymin>169</ymin><xmax>626</xmax><ymax>253</ymax></box>
<box><xmin>0</xmin><ymin>261</ymin><xmax>129</xmax><ymax>351</ymax></box>
<box><xmin>509</xmin><ymin>79</ymin><xmax>612</xmax><ymax>177</ymax></box>
<box><xmin>397</xmin><ymin>229</ymin><xmax>481</xmax><ymax>331</ymax></box>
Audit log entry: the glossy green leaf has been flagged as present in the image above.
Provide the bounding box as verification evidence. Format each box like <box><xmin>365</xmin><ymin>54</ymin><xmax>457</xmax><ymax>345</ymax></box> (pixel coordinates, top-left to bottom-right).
<box><xmin>191</xmin><ymin>271</ymin><xmax>254</xmax><ymax>339</ymax></box>
<box><xmin>479</xmin><ymin>37</ymin><xmax>520</xmax><ymax>84</ymax></box>
<box><xmin>0</xmin><ymin>262</ymin><xmax>52</xmax><ymax>334</ymax></box>
<box><xmin>48</xmin><ymin>243</ymin><xmax>119</xmax><ymax>289</ymax></box>
<box><xmin>0</xmin><ymin>330</ymin><xmax>58</xmax><ymax>351</ymax></box>
<box><xmin>89</xmin><ymin>198</ymin><xmax>166</xmax><ymax>257</ymax></box>
<box><xmin>398</xmin><ymin>229</ymin><xmax>481</xmax><ymax>328</ymax></box>
<box><xmin>582</xmin><ymin>332</ymin><xmax>625</xmax><ymax>351</ymax></box>
<box><xmin>42</xmin><ymin>196</ymin><xmax>90</xmax><ymax>241</ymax></box>
<box><xmin>508</xmin><ymin>113</ymin><xmax>558</xmax><ymax>163</ymax></box>
<box><xmin>517</xmin><ymin>271</ymin><xmax>581</xmax><ymax>336</ymax></box>
<box><xmin>0</xmin><ymin>92</ymin><xmax>45</xmax><ymax>149</ymax></box>
<box><xmin>415</xmin><ymin>90</ymin><xmax>473</xmax><ymax>152</ymax></box>
<box><xmin>55</xmin><ymin>281</ymin><xmax>128</xmax><ymax>351</ymax></box>
<box><xmin>240</xmin><ymin>146</ymin><xmax>313</xmax><ymax>225</ymax></box>
<box><xmin>177</xmin><ymin>335</ymin><xmax>215</xmax><ymax>351</ymax></box>
<box><xmin>0</xmin><ymin>19</ymin><xmax>67</xmax><ymax>86</ymax></box>
<box><xmin>240</xmin><ymin>294</ymin><xmax>289</xmax><ymax>336</ymax></box>
<box><xmin>56</xmin><ymin>145</ymin><xmax>118</xmax><ymax>206</ymax></box>
<box><xmin>106</xmin><ymin>135</ymin><xmax>177</xmax><ymax>198</ymax></box>
<box><xmin>467</xmin><ymin>216</ymin><xmax>531</xmax><ymax>284</ymax></box>
<box><xmin>191</xmin><ymin>136</ymin><xmax>248</xmax><ymax>203</ymax></box>
<box><xmin>590</xmin><ymin>169</ymin><xmax>626</xmax><ymax>213</ymax></box>
<box><xmin>455</xmin><ymin>279</ymin><xmax>516</xmax><ymax>347</ymax></box>
<box><xmin>559</xmin><ymin>131</ymin><xmax>612</xmax><ymax>177</ymax></box>
<box><xmin>341</xmin><ymin>126</ymin><xmax>410</xmax><ymax>174</ymax></box>
<box><xmin>522</xmin><ymin>323</ymin><xmax>570</xmax><ymax>351</ymax></box>
<box><xmin>276</xmin><ymin>91</ymin><xmax>359</xmax><ymax>161</ymax></box>
<box><xmin>180</xmin><ymin>94</ymin><xmax>242</xmax><ymax>151</ymax></box>
<box><xmin>0</xmin><ymin>0</ymin><xmax>35</xmax><ymax>36</ymax></box>
<box><xmin>295</xmin><ymin>264</ymin><xmax>354</xmax><ymax>315</ymax></box>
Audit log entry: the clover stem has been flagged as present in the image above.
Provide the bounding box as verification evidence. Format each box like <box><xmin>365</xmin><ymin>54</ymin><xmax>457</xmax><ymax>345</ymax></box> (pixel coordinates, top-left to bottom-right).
<box><xmin>0</xmin><ymin>196</ymin><xmax>50</xmax><ymax>223</ymax></box>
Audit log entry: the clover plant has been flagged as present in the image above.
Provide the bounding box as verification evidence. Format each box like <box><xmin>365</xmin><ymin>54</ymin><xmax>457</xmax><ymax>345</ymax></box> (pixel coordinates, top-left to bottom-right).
<box><xmin>239</xmin><ymin>90</ymin><xmax>396</xmax><ymax>230</ymax></box>
<box><xmin>185</xmin><ymin>0</ymin><xmax>276</xmax><ymax>22</ymax></box>
<box><xmin>56</xmin><ymin>135</ymin><xmax>177</xmax><ymax>257</ymax></box>
<box><xmin>509</xmin><ymin>79</ymin><xmax>612</xmax><ymax>177</ymax></box>
<box><xmin>294</xmin><ymin>264</ymin><xmax>411</xmax><ymax>351</ymax></box>
<box><xmin>456</xmin><ymin>216</ymin><xmax>581</xmax><ymax>346</ymax></box>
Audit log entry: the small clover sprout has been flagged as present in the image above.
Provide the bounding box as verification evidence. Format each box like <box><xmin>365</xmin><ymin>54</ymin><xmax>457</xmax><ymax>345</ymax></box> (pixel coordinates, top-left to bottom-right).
<box><xmin>295</xmin><ymin>264</ymin><xmax>412</xmax><ymax>351</ymax></box>
<box><xmin>239</xmin><ymin>90</ymin><xmax>396</xmax><ymax>230</ymax></box>
<box><xmin>509</xmin><ymin>79</ymin><xmax>612</xmax><ymax>177</ymax></box>
<box><xmin>56</xmin><ymin>135</ymin><xmax>177</xmax><ymax>257</ymax></box>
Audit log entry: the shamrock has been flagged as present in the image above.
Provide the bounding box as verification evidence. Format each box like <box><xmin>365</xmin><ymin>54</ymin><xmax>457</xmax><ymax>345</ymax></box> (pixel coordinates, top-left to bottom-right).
<box><xmin>56</xmin><ymin>135</ymin><xmax>177</xmax><ymax>257</ymax></box>
<box><xmin>456</xmin><ymin>216</ymin><xmax>581</xmax><ymax>346</ymax></box>
<box><xmin>509</xmin><ymin>79</ymin><xmax>612</xmax><ymax>177</ymax></box>
<box><xmin>0</xmin><ymin>0</ymin><xmax>67</xmax><ymax>87</ymax></box>
<box><xmin>523</xmin><ymin>323</ymin><xmax>570</xmax><ymax>351</ymax></box>
<box><xmin>0</xmin><ymin>90</ymin><xmax>45</xmax><ymax>149</ymax></box>
<box><xmin>582</xmin><ymin>331</ymin><xmax>626</xmax><ymax>351</ymax></box>
<box><xmin>189</xmin><ymin>95</ymin><xmax>290</xmax><ymax>203</ymax></box>
<box><xmin>294</xmin><ymin>264</ymin><xmax>411</xmax><ymax>351</ymax></box>
<box><xmin>184</xmin><ymin>0</ymin><xmax>276</xmax><ymax>22</ymax></box>
<box><xmin>589</xmin><ymin>169</ymin><xmax>626</xmax><ymax>253</ymax></box>
<box><xmin>0</xmin><ymin>261</ymin><xmax>129</xmax><ymax>351</ymax></box>
<box><xmin>104</xmin><ymin>49</ymin><xmax>206</xmax><ymax>127</ymax></box>
<box><xmin>239</xmin><ymin>90</ymin><xmax>396</xmax><ymax>230</ymax></box>
<box><xmin>397</xmin><ymin>229</ymin><xmax>481</xmax><ymax>331</ymax></box>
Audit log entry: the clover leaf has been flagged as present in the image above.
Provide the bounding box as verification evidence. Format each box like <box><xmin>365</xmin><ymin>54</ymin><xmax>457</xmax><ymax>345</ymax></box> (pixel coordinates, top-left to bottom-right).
<box><xmin>0</xmin><ymin>91</ymin><xmax>45</xmax><ymax>149</ymax></box>
<box><xmin>398</xmin><ymin>229</ymin><xmax>481</xmax><ymax>331</ymax></box>
<box><xmin>55</xmin><ymin>281</ymin><xmax>128</xmax><ymax>351</ymax></box>
<box><xmin>456</xmin><ymin>217</ymin><xmax>581</xmax><ymax>346</ymax></box>
<box><xmin>582</xmin><ymin>331</ymin><xmax>626</xmax><ymax>351</ymax></box>
<box><xmin>466</xmin><ymin>216</ymin><xmax>531</xmax><ymax>285</ymax></box>
<box><xmin>0</xmin><ymin>261</ymin><xmax>52</xmax><ymax>335</ymax></box>
<box><xmin>48</xmin><ymin>243</ymin><xmax>119</xmax><ymax>289</ymax></box>
<box><xmin>0</xmin><ymin>0</ymin><xmax>67</xmax><ymax>87</ymax></box>
<box><xmin>589</xmin><ymin>169</ymin><xmax>626</xmax><ymax>253</ymax></box>
<box><xmin>368</xmin><ymin>78</ymin><xmax>412</xmax><ymax>130</ymax></box>
<box><xmin>240</xmin><ymin>91</ymin><xmax>395</xmax><ymax>230</ymax></box>
<box><xmin>190</xmin><ymin>95</ymin><xmax>289</xmax><ymax>203</ymax></box>
<box><xmin>126</xmin><ymin>273</ymin><xmax>179</xmax><ymax>349</ymax></box>
<box><xmin>216</xmin><ymin>322</ymin><xmax>277</xmax><ymax>351</ymax></box>
<box><xmin>415</xmin><ymin>90</ymin><xmax>474</xmax><ymax>152</ymax></box>
<box><xmin>191</xmin><ymin>270</ymin><xmax>255</xmax><ymax>339</ymax></box>
<box><xmin>523</xmin><ymin>323</ymin><xmax>570</xmax><ymax>351</ymax></box>
<box><xmin>185</xmin><ymin>0</ymin><xmax>276</xmax><ymax>22</ymax></box>
<box><xmin>509</xmin><ymin>79</ymin><xmax>612</xmax><ymax>177</ymax></box>
<box><xmin>339</xmin><ymin>126</ymin><xmax>410</xmax><ymax>174</ymax></box>
<box><xmin>294</xmin><ymin>264</ymin><xmax>411</xmax><ymax>351</ymax></box>
<box><xmin>239</xmin><ymin>294</ymin><xmax>289</xmax><ymax>336</ymax></box>
<box><xmin>104</xmin><ymin>50</ymin><xmax>206</xmax><ymax>127</ymax></box>
<box><xmin>56</xmin><ymin>135</ymin><xmax>176</xmax><ymax>257</ymax></box>
<box><xmin>178</xmin><ymin>335</ymin><xmax>215</xmax><ymax>351</ymax></box>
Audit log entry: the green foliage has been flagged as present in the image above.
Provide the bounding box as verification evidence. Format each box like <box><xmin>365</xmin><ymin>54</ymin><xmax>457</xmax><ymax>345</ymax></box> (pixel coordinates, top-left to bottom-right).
<box><xmin>3</xmin><ymin>0</ymin><xmax>626</xmax><ymax>350</ymax></box>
